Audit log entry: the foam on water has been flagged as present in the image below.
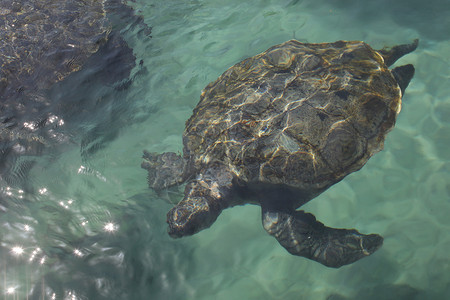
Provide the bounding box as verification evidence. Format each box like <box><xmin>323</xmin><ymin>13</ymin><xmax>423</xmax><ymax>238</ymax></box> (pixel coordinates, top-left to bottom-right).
<box><xmin>1</xmin><ymin>0</ymin><xmax>449</xmax><ymax>299</ymax></box>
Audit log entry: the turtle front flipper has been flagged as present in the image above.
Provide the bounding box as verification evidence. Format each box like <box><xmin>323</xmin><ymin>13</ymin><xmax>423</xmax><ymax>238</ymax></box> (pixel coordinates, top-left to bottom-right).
<box><xmin>167</xmin><ymin>163</ymin><xmax>235</xmax><ymax>238</ymax></box>
<box><xmin>262</xmin><ymin>208</ymin><xmax>383</xmax><ymax>268</ymax></box>
<box><xmin>141</xmin><ymin>151</ymin><xmax>186</xmax><ymax>190</ymax></box>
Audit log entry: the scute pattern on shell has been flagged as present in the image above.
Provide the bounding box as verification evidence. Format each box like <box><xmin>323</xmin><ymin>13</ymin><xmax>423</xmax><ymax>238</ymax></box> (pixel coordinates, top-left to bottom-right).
<box><xmin>183</xmin><ymin>40</ymin><xmax>401</xmax><ymax>192</ymax></box>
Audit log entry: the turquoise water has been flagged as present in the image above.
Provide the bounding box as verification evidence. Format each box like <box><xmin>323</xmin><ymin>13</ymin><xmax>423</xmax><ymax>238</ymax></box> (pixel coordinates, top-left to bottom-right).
<box><xmin>1</xmin><ymin>0</ymin><xmax>450</xmax><ymax>299</ymax></box>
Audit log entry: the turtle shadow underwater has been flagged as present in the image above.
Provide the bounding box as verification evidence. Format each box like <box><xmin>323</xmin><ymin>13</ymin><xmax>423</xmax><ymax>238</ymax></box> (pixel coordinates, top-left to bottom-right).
<box><xmin>0</xmin><ymin>0</ymin><xmax>153</xmax><ymax>188</ymax></box>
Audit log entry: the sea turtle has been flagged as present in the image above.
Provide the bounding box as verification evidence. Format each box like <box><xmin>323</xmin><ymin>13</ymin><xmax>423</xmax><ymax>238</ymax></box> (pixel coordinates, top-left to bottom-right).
<box><xmin>142</xmin><ymin>39</ymin><xmax>418</xmax><ymax>268</ymax></box>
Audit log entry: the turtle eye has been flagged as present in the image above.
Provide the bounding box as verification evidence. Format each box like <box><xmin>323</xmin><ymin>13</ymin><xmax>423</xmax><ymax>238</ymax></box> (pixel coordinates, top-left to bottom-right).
<box><xmin>167</xmin><ymin>206</ymin><xmax>193</xmax><ymax>238</ymax></box>
<box><xmin>171</xmin><ymin>207</ymin><xmax>190</xmax><ymax>226</ymax></box>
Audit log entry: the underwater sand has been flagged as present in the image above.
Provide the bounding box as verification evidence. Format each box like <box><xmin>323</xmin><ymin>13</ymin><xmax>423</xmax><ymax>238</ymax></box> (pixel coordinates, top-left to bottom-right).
<box><xmin>1</xmin><ymin>0</ymin><xmax>450</xmax><ymax>299</ymax></box>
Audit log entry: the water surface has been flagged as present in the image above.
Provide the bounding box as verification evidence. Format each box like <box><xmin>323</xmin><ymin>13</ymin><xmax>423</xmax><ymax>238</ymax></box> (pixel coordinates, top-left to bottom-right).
<box><xmin>1</xmin><ymin>0</ymin><xmax>450</xmax><ymax>299</ymax></box>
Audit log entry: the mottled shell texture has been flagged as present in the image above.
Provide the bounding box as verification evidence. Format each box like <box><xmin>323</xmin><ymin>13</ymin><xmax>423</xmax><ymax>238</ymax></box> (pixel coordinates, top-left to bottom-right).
<box><xmin>184</xmin><ymin>40</ymin><xmax>401</xmax><ymax>192</ymax></box>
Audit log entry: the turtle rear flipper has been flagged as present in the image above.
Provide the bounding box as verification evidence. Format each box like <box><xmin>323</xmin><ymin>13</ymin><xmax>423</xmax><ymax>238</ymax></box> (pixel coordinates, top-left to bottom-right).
<box><xmin>262</xmin><ymin>208</ymin><xmax>383</xmax><ymax>268</ymax></box>
<box><xmin>378</xmin><ymin>39</ymin><xmax>418</xmax><ymax>67</ymax></box>
<box><xmin>391</xmin><ymin>64</ymin><xmax>415</xmax><ymax>95</ymax></box>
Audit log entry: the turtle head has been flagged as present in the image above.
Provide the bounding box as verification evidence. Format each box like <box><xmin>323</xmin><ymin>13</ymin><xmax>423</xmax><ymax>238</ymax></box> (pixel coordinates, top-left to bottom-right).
<box><xmin>167</xmin><ymin>196</ymin><xmax>221</xmax><ymax>238</ymax></box>
<box><xmin>166</xmin><ymin>164</ymin><xmax>234</xmax><ymax>238</ymax></box>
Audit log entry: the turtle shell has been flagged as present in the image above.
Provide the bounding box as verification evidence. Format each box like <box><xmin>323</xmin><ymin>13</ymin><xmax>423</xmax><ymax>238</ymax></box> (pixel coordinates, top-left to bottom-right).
<box><xmin>183</xmin><ymin>40</ymin><xmax>401</xmax><ymax>193</ymax></box>
<box><xmin>0</xmin><ymin>0</ymin><xmax>109</xmax><ymax>99</ymax></box>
